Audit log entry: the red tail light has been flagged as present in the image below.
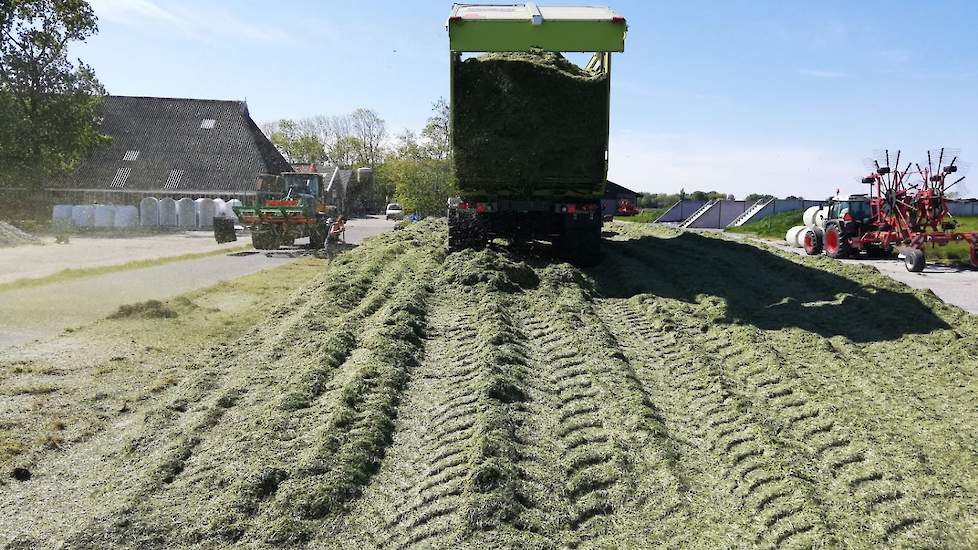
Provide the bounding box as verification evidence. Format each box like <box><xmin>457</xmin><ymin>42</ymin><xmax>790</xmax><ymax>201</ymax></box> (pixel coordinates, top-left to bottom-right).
<box><xmin>475</xmin><ymin>203</ymin><xmax>487</xmax><ymax>214</ymax></box>
<box><xmin>611</xmin><ymin>16</ymin><xmax>626</xmax><ymax>23</ymax></box>
<box><xmin>567</xmin><ymin>205</ymin><xmax>577</xmax><ymax>214</ymax></box>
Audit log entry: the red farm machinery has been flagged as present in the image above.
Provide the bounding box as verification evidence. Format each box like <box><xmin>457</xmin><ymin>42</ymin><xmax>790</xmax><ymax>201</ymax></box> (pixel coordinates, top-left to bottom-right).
<box><xmin>803</xmin><ymin>149</ymin><xmax>978</xmax><ymax>272</ymax></box>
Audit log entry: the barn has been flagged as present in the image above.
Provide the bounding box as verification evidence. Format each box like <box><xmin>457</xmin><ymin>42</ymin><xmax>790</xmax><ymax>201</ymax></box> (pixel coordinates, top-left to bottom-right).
<box><xmin>43</xmin><ymin>95</ymin><xmax>291</xmax><ymax>205</ymax></box>
<box><xmin>601</xmin><ymin>180</ymin><xmax>640</xmax><ymax>218</ymax></box>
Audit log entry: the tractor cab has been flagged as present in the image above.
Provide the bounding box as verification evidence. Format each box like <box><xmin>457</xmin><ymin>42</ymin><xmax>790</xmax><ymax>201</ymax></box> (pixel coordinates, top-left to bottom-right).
<box><xmin>282</xmin><ymin>172</ymin><xmax>322</xmax><ymax>199</ymax></box>
<box><xmin>828</xmin><ymin>195</ymin><xmax>871</xmax><ymax>224</ymax></box>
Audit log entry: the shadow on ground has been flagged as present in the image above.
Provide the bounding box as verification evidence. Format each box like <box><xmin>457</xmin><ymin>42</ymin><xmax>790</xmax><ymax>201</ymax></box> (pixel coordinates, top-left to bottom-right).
<box><xmin>588</xmin><ymin>231</ymin><xmax>949</xmax><ymax>343</ymax></box>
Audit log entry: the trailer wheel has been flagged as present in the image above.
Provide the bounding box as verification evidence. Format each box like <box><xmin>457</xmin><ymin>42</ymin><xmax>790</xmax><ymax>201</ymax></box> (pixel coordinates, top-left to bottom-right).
<box><xmin>824</xmin><ymin>224</ymin><xmax>850</xmax><ymax>259</ymax></box>
<box><xmin>447</xmin><ymin>208</ymin><xmax>487</xmax><ymax>252</ymax></box>
<box><xmin>556</xmin><ymin>215</ymin><xmax>602</xmax><ymax>267</ymax></box>
<box><xmin>803</xmin><ymin>228</ymin><xmax>823</xmax><ymax>255</ymax></box>
<box><xmin>904</xmin><ymin>249</ymin><xmax>926</xmax><ymax>272</ymax></box>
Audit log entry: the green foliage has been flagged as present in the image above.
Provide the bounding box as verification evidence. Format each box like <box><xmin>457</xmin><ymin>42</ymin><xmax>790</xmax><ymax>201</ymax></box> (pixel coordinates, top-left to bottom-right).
<box><xmin>614</xmin><ymin>207</ymin><xmax>668</xmax><ymax>223</ymax></box>
<box><xmin>269</xmin><ymin>119</ymin><xmax>326</xmax><ymax>163</ymax></box>
<box><xmin>0</xmin><ymin>0</ymin><xmax>106</xmax><ymax>186</ymax></box>
<box><xmin>375</xmin><ymin>99</ymin><xmax>455</xmax><ymax>216</ymax></box>
<box><xmin>726</xmin><ymin>209</ymin><xmax>804</xmax><ymax>239</ymax></box>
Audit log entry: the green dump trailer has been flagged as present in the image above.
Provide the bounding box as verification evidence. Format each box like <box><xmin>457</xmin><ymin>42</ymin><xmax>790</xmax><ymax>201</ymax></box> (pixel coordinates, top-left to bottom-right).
<box><xmin>447</xmin><ymin>3</ymin><xmax>627</xmax><ymax>266</ymax></box>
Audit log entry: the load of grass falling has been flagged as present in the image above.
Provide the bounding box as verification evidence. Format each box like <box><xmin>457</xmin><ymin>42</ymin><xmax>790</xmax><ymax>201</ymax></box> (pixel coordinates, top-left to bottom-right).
<box><xmin>452</xmin><ymin>51</ymin><xmax>608</xmax><ymax>199</ymax></box>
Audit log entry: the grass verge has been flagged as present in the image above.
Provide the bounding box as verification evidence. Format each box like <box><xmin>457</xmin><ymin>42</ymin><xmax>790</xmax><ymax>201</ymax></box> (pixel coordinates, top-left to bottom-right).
<box><xmin>726</xmin><ymin>209</ymin><xmax>803</xmax><ymax>239</ymax></box>
<box><xmin>614</xmin><ymin>207</ymin><xmax>668</xmax><ymax>224</ymax></box>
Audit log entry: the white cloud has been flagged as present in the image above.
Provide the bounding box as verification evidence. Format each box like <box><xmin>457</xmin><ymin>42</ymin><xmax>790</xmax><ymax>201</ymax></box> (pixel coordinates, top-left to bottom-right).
<box><xmin>89</xmin><ymin>0</ymin><xmax>179</xmax><ymax>24</ymax></box>
<box><xmin>608</xmin><ymin>130</ymin><xmax>859</xmax><ymax>199</ymax></box>
<box><xmin>797</xmin><ymin>69</ymin><xmax>849</xmax><ymax>79</ymax></box>
<box><xmin>89</xmin><ymin>0</ymin><xmax>289</xmax><ymax>44</ymax></box>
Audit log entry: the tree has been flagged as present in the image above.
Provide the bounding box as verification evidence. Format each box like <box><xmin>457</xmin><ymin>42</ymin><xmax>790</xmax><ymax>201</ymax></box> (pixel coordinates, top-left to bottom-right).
<box><xmin>268</xmin><ymin>118</ymin><xmax>325</xmax><ymax>164</ymax></box>
<box><xmin>375</xmin><ymin>101</ymin><xmax>456</xmax><ymax>216</ymax></box>
<box><xmin>420</xmin><ymin>98</ymin><xmax>450</xmax><ymax>161</ymax></box>
<box><xmin>350</xmin><ymin>108</ymin><xmax>387</xmax><ymax>167</ymax></box>
<box><xmin>745</xmin><ymin>193</ymin><xmax>775</xmax><ymax>202</ymax></box>
<box><xmin>0</xmin><ymin>0</ymin><xmax>106</xmax><ymax>186</ymax></box>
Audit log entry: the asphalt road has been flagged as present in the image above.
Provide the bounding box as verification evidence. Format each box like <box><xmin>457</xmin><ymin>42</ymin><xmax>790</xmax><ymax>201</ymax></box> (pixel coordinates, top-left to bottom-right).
<box><xmin>765</xmin><ymin>237</ymin><xmax>978</xmax><ymax>314</ymax></box>
<box><xmin>0</xmin><ymin>216</ymin><xmax>398</xmax><ymax>351</ymax></box>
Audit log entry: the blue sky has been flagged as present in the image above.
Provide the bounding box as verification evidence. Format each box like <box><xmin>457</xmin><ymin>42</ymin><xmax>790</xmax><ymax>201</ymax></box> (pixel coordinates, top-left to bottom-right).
<box><xmin>76</xmin><ymin>0</ymin><xmax>977</xmax><ymax>198</ymax></box>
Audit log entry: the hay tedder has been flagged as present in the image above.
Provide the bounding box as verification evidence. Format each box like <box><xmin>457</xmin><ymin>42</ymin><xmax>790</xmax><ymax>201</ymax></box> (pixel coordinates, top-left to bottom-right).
<box><xmin>803</xmin><ymin>149</ymin><xmax>978</xmax><ymax>272</ymax></box>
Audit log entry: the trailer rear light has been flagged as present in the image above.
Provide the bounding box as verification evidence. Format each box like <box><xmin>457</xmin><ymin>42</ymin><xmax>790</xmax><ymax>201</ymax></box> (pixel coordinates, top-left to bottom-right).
<box><xmin>567</xmin><ymin>205</ymin><xmax>577</xmax><ymax>214</ymax></box>
<box><xmin>475</xmin><ymin>203</ymin><xmax>487</xmax><ymax>214</ymax></box>
<box><xmin>611</xmin><ymin>16</ymin><xmax>626</xmax><ymax>23</ymax></box>
<box><xmin>458</xmin><ymin>202</ymin><xmax>472</xmax><ymax>210</ymax></box>
<box><xmin>448</xmin><ymin>16</ymin><xmax>462</xmax><ymax>22</ymax></box>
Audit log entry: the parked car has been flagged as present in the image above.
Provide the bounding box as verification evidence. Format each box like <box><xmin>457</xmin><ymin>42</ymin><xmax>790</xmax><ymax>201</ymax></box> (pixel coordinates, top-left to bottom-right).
<box><xmin>386</xmin><ymin>203</ymin><xmax>404</xmax><ymax>220</ymax></box>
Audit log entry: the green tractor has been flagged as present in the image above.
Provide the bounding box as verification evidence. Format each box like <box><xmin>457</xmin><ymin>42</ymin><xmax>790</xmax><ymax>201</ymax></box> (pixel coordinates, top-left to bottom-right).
<box><xmin>214</xmin><ymin>173</ymin><xmax>338</xmax><ymax>250</ymax></box>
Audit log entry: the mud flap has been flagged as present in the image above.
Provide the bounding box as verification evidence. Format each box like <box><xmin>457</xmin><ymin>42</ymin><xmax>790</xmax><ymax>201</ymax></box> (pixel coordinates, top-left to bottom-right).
<box><xmin>213</xmin><ymin>217</ymin><xmax>237</xmax><ymax>244</ymax></box>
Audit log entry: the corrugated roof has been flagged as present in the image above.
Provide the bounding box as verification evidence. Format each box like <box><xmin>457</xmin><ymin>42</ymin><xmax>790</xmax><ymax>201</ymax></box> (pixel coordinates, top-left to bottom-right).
<box><xmin>59</xmin><ymin>96</ymin><xmax>292</xmax><ymax>192</ymax></box>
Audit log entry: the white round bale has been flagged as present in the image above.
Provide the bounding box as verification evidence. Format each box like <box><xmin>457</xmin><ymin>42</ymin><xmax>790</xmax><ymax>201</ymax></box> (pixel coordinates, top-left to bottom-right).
<box><xmin>176</xmin><ymin>198</ymin><xmax>195</xmax><ymax>229</ymax></box>
<box><xmin>194</xmin><ymin>198</ymin><xmax>216</xmax><ymax>229</ymax></box>
<box><xmin>786</xmin><ymin>226</ymin><xmax>806</xmax><ymax>248</ymax></box>
<box><xmin>52</xmin><ymin>205</ymin><xmax>73</xmax><ymax>222</ymax></box>
<box><xmin>213</xmin><ymin>198</ymin><xmax>228</xmax><ymax>218</ymax></box>
<box><xmin>71</xmin><ymin>205</ymin><xmax>95</xmax><ymax>228</ymax></box>
<box><xmin>114</xmin><ymin>205</ymin><xmax>139</xmax><ymax>228</ymax></box>
<box><xmin>94</xmin><ymin>205</ymin><xmax>116</xmax><ymax>228</ymax></box>
<box><xmin>803</xmin><ymin>206</ymin><xmax>821</xmax><ymax>227</ymax></box>
<box><xmin>139</xmin><ymin>197</ymin><xmax>160</xmax><ymax>227</ymax></box>
<box><xmin>159</xmin><ymin>198</ymin><xmax>178</xmax><ymax>227</ymax></box>
<box><xmin>813</xmin><ymin>207</ymin><xmax>828</xmax><ymax>227</ymax></box>
<box><xmin>225</xmin><ymin>199</ymin><xmax>242</xmax><ymax>223</ymax></box>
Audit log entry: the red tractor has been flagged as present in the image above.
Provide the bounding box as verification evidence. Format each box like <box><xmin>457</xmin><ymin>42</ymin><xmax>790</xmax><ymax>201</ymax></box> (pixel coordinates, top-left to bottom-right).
<box><xmin>803</xmin><ymin>149</ymin><xmax>978</xmax><ymax>272</ymax></box>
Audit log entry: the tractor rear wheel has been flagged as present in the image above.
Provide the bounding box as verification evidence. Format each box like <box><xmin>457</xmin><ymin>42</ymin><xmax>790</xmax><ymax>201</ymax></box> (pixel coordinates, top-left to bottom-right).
<box><xmin>904</xmin><ymin>248</ymin><xmax>926</xmax><ymax>272</ymax></box>
<box><xmin>251</xmin><ymin>229</ymin><xmax>279</xmax><ymax>250</ymax></box>
<box><xmin>824</xmin><ymin>225</ymin><xmax>850</xmax><ymax>259</ymax></box>
<box><xmin>803</xmin><ymin>228</ymin><xmax>823</xmax><ymax>255</ymax></box>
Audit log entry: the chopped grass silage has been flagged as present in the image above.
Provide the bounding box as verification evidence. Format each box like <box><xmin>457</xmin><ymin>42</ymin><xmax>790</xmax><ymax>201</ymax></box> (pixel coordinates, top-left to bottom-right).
<box><xmin>452</xmin><ymin>51</ymin><xmax>608</xmax><ymax>199</ymax></box>
<box><xmin>6</xmin><ymin>220</ymin><xmax>978</xmax><ymax>549</ymax></box>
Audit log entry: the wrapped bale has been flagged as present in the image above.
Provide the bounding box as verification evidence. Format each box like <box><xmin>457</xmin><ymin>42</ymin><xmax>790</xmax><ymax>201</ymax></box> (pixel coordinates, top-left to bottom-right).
<box><xmin>452</xmin><ymin>51</ymin><xmax>608</xmax><ymax>199</ymax></box>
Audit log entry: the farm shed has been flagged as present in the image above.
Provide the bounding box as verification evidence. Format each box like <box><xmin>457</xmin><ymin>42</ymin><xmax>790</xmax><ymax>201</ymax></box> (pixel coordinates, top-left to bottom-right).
<box><xmin>601</xmin><ymin>180</ymin><xmax>639</xmax><ymax>218</ymax></box>
<box><xmin>37</xmin><ymin>96</ymin><xmax>291</xmax><ymax>205</ymax></box>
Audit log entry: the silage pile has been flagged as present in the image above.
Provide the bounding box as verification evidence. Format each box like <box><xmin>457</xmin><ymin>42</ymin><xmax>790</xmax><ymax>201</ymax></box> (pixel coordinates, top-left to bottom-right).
<box><xmin>452</xmin><ymin>51</ymin><xmax>608</xmax><ymax>199</ymax></box>
<box><xmin>5</xmin><ymin>220</ymin><xmax>978</xmax><ymax>549</ymax></box>
<box><xmin>0</xmin><ymin>221</ymin><xmax>40</xmax><ymax>247</ymax></box>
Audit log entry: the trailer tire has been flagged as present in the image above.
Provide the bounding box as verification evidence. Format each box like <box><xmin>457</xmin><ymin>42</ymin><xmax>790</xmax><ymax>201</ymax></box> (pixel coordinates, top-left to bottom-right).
<box><xmin>904</xmin><ymin>249</ymin><xmax>926</xmax><ymax>272</ymax></box>
<box><xmin>447</xmin><ymin>208</ymin><xmax>487</xmax><ymax>252</ymax></box>
<box><xmin>803</xmin><ymin>228</ymin><xmax>823</xmax><ymax>255</ymax></box>
<box><xmin>824</xmin><ymin>224</ymin><xmax>850</xmax><ymax>259</ymax></box>
<box><xmin>556</xmin><ymin>215</ymin><xmax>601</xmax><ymax>267</ymax></box>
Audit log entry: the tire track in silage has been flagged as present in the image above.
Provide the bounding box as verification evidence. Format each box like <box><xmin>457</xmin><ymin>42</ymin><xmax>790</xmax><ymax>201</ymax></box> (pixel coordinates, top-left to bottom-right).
<box><xmin>597</xmin><ymin>298</ymin><xmax>836</xmax><ymax>549</ymax></box>
<box><xmin>603</xmin><ymin>231</ymin><xmax>961</xmax><ymax>546</ymax></box>
<box><xmin>60</xmin><ymin>239</ymin><xmax>417</xmax><ymax>549</ymax></box>
<box><xmin>519</xmin><ymin>269</ymin><xmax>693</xmax><ymax>548</ymax></box>
<box><xmin>697</xmin><ymin>319</ymin><xmax>978</xmax><ymax>546</ymax></box>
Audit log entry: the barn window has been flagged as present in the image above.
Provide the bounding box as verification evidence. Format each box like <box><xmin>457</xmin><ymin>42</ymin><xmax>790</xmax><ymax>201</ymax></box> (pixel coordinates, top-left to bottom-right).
<box><xmin>200</xmin><ymin>119</ymin><xmax>216</xmax><ymax>129</ymax></box>
<box><xmin>110</xmin><ymin>167</ymin><xmax>131</xmax><ymax>188</ymax></box>
<box><xmin>123</xmin><ymin>150</ymin><xmax>140</xmax><ymax>161</ymax></box>
<box><xmin>164</xmin><ymin>169</ymin><xmax>185</xmax><ymax>189</ymax></box>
